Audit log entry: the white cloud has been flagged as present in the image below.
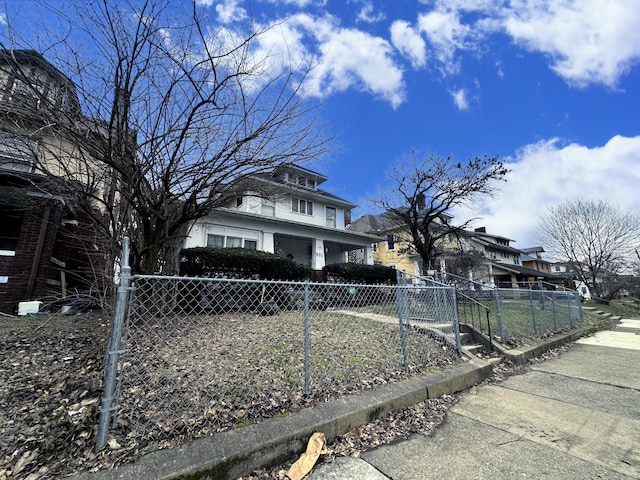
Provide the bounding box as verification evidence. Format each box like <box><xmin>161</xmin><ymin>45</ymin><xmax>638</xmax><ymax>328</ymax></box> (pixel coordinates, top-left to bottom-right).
<box><xmin>265</xmin><ymin>0</ymin><xmax>317</xmax><ymax>6</ymax></box>
<box><xmin>417</xmin><ymin>0</ymin><xmax>640</xmax><ymax>87</ymax></box>
<box><xmin>247</xmin><ymin>13</ymin><xmax>406</xmax><ymax>108</ymax></box>
<box><xmin>390</xmin><ymin>20</ymin><xmax>426</xmax><ymax>69</ymax></box>
<box><xmin>451</xmin><ymin>135</ymin><xmax>640</xmax><ymax>247</ymax></box>
<box><xmin>356</xmin><ymin>1</ymin><xmax>386</xmax><ymax>23</ymax></box>
<box><xmin>215</xmin><ymin>0</ymin><xmax>247</xmax><ymax>24</ymax></box>
<box><xmin>417</xmin><ymin>10</ymin><xmax>471</xmax><ymax>75</ymax></box>
<box><xmin>450</xmin><ymin>88</ymin><xmax>469</xmax><ymax>110</ymax></box>
<box><xmin>0</xmin><ymin>13</ymin><xmax>7</xmax><ymax>26</ymax></box>
<box><xmin>502</xmin><ymin>0</ymin><xmax>640</xmax><ymax>87</ymax></box>
<box><xmin>307</xmin><ymin>21</ymin><xmax>405</xmax><ymax>107</ymax></box>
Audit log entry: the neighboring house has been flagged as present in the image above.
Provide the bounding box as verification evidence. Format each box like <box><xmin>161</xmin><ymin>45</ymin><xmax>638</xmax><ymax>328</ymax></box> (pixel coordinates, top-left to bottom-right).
<box><xmin>454</xmin><ymin>228</ymin><xmax>551</xmax><ymax>288</ymax></box>
<box><xmin>183</xmin><ymin>164</ymin><xmax>381</xmax><ymax>278</ymax></box>
<box><xmin>549</xmin><ymin>261</ymin><xmax>592</xmax><ymax>297</ymax></box>
<box><xmin>350</xmin><ymin>212</ymin><xmax>555</xmax><ymax>289</ymax></box>
<box><xmin>348</xmin><ymin>211</ymin><xmax>423</xmax><ymax>276</ymax></box>
<box><xmin>520</xmin><ymin>246</ymin><xmax>552</xmax><ymax>275</ymax></box>
<box><xmin>0</xmin><ymin>50</ymin><xmax>98</xmax><ymax>313</ymax></box>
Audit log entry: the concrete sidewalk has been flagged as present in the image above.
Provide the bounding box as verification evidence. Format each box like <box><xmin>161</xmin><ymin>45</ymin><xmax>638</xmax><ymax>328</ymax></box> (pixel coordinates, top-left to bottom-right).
<box><xmin>310</xmin><ymin>319</ymin><xmax>640</xmax><ymax>479</ymax></box>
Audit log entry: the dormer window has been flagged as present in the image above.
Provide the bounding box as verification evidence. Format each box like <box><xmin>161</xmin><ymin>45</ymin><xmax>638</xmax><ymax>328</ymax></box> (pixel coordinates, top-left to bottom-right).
<box><xmin>292</xmin><ymin>198</ymin><xmax>313</xmax><ymax>215</ymax></box>
<box><xmin>283</xmin><ymin>171</ymin><xmax>317</xmax><ymax>189</ymax></box>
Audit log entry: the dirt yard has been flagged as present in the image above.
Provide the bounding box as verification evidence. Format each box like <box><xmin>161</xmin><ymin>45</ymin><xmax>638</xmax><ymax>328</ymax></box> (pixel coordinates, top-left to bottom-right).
<box><xmin>0</xmin><ymin>308</ymin><xmax>464</xmax><ymax>480</ymax></box>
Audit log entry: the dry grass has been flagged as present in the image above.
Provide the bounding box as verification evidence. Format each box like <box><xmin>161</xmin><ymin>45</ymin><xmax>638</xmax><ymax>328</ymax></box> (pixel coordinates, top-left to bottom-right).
<box><xmin>0</xmin><ymin>309</ymin><xmax>462</xmax><ymax>479</ymax></box>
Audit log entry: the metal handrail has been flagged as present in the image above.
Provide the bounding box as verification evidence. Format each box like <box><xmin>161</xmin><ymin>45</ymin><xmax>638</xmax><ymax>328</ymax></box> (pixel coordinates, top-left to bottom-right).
<box><xmin>456</xmin><ymin>290</ymin><xmax>493</xmax><ymax>351</ymax></box>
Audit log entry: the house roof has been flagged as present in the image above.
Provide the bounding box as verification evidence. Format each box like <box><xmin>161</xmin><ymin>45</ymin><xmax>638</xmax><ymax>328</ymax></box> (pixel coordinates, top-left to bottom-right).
<box><xmin>273</xmin><ymin>163</ymin><xmax>328</xmax><ymax>185</ymax></box>
<box><xmin>520</xmin><ymin>246</ymin><xmax>546</xmax><ymax>254</ymax></box>
<box><xmin>349</xmin><ymin>210</ymin><xmax>455</xmax><ymax>235</ymax></box>
<box><xmin>0</xmin><ymin>49</ymin><xmax>81</xmax><ymax>115</ymax></box>
<box><xmin>466</xmin><ymin>233</ymin><xmax>522</xmax><ymax>255</ymax></box>
<box><xmin>349</xmin><ymin>212</ymin><xmax>401</xmax><ymax>234</ymax></box>
<box><xmin>247</xmin><ymin>165</ymin><xmax>356</xmax><ymax>209</ymax></box>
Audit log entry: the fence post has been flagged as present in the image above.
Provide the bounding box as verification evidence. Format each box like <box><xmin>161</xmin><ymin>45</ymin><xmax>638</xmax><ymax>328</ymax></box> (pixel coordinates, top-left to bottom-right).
<box><xmin>303</xmin><ymin>281</ymin><xmax>311</xmax><ymax>395</ymax></box>
<box><xmin>551</xmin><ymin>290</ymin><xmax>558</xmax><ymax>330</ymax></box>
<box><xmin>529</xmin><ymin>289</ymin><xmax>538</xmax><ymax>335</ymax></box>
<box><xmin>493</xmin><ymin>287</ymin><xmax>505</xmax><ymax>343</ymax></box>
<box><xmin>538</xmin><ymin>280</ymin><xmax>546</xmax><ymax>310</ymax></box>
<box><xmin>396</xmin><ymin>270</ymin><xmax>409</xmax><ymax>372</ymax></box>
<box><xmin>96</xmin><ymin>237</ymin><xmax>132</xmax><ymax>452</ymax></box>
<box><xmin>450</xmin><ymin>288</ymin><xmax>462</xmax><ymax>354</ymax></box>
<box><xmin>578</xmin><ymin>293</ymin><xmax>584</xmax><ymax>321</ymax></box>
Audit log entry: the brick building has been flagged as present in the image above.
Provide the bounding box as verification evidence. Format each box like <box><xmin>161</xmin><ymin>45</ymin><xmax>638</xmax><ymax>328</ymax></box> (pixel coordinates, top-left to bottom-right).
<box><xmin>0</xmin><ymin>50</ymin><xmax>98</xmax><ymax>313</ymax></box>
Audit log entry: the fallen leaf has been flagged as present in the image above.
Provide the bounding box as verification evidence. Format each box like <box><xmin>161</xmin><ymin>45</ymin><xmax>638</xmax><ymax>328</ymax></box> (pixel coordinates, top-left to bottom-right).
<box><xmin>107</xmin><ymin>438</ymin><xmax>122</xmax><ymax>450</ymax></box>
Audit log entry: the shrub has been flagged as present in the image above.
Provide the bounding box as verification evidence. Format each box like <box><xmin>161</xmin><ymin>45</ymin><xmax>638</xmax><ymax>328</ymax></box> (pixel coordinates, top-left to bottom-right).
<box><xmin>323</xmin><ymin>263</ymin><xmax>396</xmax><ymax>285</ymax></box>
<box><xmin>179</xmin><ymin>247</ymin><xmax>313</xmax><ymax>281</ymax></box>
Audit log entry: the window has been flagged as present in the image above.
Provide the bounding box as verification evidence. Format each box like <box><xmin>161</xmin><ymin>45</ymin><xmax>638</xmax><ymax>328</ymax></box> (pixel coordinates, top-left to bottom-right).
<box><xmin>235</xmin><ymin>196</ymin><xmax>243</xmax><ymax>208</ymax></box>
<box><xmin>207</xmin><ymin>234</ymin><xmax>224</xmax><ymax>248</ymax></box>
<box><xmin>326</xmin><ymin>207</ymin><xmax>336</xmax><ymax>228</ymax></box>
<box><xmin>12</xmin><ymin>78</ymin><xmax>39</xmax><ymax>107</ymax></box>
<box><xmin>261</xmin><ymin>200</ymin><xmax>275</xmax><ymax>217</ymax></box>
<box><xmin>386</xmin><ymin>234</ymin><xmax>395</xmax><ymax>251</ymax></box>
<box><xmin>226</xmin><ymin>236</ymin><xmax>242</xmax><ymax>248</ymax></box>
<box><xmin>208</xmin><ymin>233</ymin><xmax>257</xmax><ymax>249</ymax></box>
<box><xmin>372</xmin><ymin>242</ymin><xmax>378</xmax><ymax>253</ymax></box>
<box><xmin>0</xmin><ymin>131</ymin><xmax>36</xmax><ymax>173</ymax></box>
<box><xmin>292</xmin><ymin>198</ymin><xmax>313</xmax><ymax>215</ymax></box>
<box><xmin>0</xmin><ymin>206</ymin><xmax>23</xmax><ymax>252</ymax></box>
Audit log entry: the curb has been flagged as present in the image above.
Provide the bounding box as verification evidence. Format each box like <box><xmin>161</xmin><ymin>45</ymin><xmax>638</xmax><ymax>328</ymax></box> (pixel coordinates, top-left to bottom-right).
<box><xmin>74</xmin><ymin>359</ymin><xmax>492</xmax><ymax>480</ymax></box>
<box><xmin>490</xmin><ymin>326</ymin><xmax>593</xmax><ymax>365</ymax></box>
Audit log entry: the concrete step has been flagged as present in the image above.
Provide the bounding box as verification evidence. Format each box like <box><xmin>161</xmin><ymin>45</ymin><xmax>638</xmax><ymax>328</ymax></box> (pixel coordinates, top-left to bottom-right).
<box><xmin>463</xmin><ymin>344</ymin><xmax>483</xmax><ymax>355</ymax></box>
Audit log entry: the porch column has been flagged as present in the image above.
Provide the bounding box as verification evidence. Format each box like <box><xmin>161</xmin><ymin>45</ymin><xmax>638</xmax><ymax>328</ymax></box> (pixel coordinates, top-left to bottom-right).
<box><xmin>312</xmin><ymin>238</ymin><xmax>325</xmax><ymax>270</ymax></box>
<box><xmin>364</xmin><ymin>245</ymin><xmax>374</xmax><ymax>265</ymax></box>
<box><xmin>262</xmin><ymin>231</ymin><xmax>275</xmax><ymax>254</ymax></box>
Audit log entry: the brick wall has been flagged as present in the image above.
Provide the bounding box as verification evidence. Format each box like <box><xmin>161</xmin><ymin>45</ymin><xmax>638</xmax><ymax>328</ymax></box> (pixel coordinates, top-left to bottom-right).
<box><xmin>0</xmin><ymin>201</ymin><xmax>62</xmax><ymax>314</ymax></box>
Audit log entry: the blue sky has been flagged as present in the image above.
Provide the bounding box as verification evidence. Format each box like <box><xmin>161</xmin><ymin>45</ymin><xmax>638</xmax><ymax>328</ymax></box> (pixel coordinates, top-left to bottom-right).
<box><xmin>3</xmin><ymin>0</ymin><xmax>640</xmax><ymax>250</ymax></box>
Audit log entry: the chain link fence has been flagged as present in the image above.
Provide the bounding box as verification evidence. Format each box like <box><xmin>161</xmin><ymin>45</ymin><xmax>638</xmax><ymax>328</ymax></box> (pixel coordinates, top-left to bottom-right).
<box><xmin>95</xmin><ymin>246</ymin><xmax>462</xmax><ymax>452</ymax></box>
<box><xmin>440</xmin><ymin>273</ymin><xmax>583</xmax><ymax>343</ymax></box>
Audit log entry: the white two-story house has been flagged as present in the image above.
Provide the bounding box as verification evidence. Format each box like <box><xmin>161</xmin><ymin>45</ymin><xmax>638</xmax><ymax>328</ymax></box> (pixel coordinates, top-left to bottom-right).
<box><xmin>184</xmin><ymin>164</ymin><xmax>380</xmax><ymax>274</ymax></box>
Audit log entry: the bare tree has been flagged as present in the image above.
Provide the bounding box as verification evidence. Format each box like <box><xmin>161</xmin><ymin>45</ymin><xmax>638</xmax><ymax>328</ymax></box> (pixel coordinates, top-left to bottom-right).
<box><xmin>441</xmin><ymin>248</ymin><xmax>487</xmax><ymax>284</ymax></box>
<box><xmin>1</xmin><ymin>0</ymin><xmax>329</xmax><ymax>276</ymax></box>
<box><xmin>374</xmin><ymin>152</ymin><xmax>507</xmax><ymax>273</ymax></box>
<box><xmin>538</xmin><ymin>199</ymin><xmax>640</xmax><ymax>299</ymax></box>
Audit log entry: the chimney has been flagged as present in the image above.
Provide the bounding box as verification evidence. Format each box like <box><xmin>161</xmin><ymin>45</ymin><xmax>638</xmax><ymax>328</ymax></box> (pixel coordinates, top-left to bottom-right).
<box><xmin>474</xmin><ymin>227</ymin><xmax>486</xmax><ymax>233</ymax></box>
<box><xmin>344</xmin><ymin>209</ymin><xmax>352</xmax><ymax>226</ymax></box>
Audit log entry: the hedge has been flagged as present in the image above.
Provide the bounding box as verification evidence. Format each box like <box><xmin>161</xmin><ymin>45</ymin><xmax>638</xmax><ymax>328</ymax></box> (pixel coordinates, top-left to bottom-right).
<box><xmin>322</xmin><ymin>263</ymin><xmax>397</xmax><ymax>284</ymax></box>
<box><xmin>179</xmin><ymin>247</ymin><xmax>313</xmax><ymax>281</ymax></box>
